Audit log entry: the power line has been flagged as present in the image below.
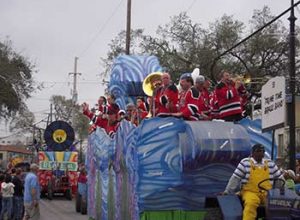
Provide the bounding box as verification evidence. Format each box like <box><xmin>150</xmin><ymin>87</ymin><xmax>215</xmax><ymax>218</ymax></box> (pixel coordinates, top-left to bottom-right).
<box><xmin>78</xmin><ymin>0</ymin><xmax>124</xmax><ymax>57</ymax></box>
<box><xmin>38</xmin><ymin>81</ymin><xmax>100</xmax><ymax>84</ymax></box>
<box><xmin>186</xmin><ymin>0</ymin><xmax>197</xmax><ymax>12</ymax></box>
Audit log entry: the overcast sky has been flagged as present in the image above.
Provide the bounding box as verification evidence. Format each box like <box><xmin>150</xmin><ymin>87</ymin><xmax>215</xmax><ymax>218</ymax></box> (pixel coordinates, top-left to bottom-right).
<box><xmin>0</xmin><ymin>0</ymin><xmax>294</xmax><ymax>132</ymax></box>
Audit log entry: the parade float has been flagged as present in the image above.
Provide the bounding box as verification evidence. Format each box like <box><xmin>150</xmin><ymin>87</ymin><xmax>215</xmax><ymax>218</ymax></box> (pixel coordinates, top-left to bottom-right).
<box><xmin>85</xmin><ymin>55</ymin><xmax>300</xmax><ymax>220</ymax></box>
<box><xmin>38</xmin><ymin>120</ymin><xmax>78</xmax><ymax>200</ymax></box>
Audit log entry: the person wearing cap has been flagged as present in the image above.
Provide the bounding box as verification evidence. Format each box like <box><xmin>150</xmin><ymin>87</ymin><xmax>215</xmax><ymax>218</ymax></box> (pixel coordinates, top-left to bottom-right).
<box><xmin>171</xmin><ymin>73</ymin><xmax>201</xmax><ymax>120</ymax></box>
<box><xmin>215</xmin><ymin>70</ymin><xmax>242</xmax><ymax>122</ymax></box>
<box><xmin>224</xmin><ymin>144</ymin><xmax>282</xmax><ymax>220</ymax></box>
<box><xmin>105</xmin><ymin>104</ymin><xmax>120</xmax><ymax>138</ymax></box>
<box><xmin>155</xmin><ymin>72</ymin><xmax>179</xmax><ymax>117</ymax></box>
<box><xmin>23</xmin><ymin>163</ymin><xmax>40</xmax><ymax>220</ymax></box>
<box><xmin>195</xmin><ymin>75</ymin><xmax>211</xmax><ymax>120</ymax></box>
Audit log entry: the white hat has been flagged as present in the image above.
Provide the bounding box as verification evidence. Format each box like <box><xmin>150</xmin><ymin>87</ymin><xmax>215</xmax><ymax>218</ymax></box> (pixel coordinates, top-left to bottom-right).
<box><xmin>286</xmin><ymin>169</ymin><xmax>296</xmax><ymax>179</ymax></box>
<box><xmin>195</xmin><ymin>75</ymin><xmax>205</xmax><ymax>83</ymax></box>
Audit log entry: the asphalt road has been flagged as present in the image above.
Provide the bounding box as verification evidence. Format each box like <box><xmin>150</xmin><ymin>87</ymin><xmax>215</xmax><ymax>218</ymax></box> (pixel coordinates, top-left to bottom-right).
<box><xmin>40</xmin><ymin>197</ymin><xmax>88</xmax><ymax>220</ymax></box>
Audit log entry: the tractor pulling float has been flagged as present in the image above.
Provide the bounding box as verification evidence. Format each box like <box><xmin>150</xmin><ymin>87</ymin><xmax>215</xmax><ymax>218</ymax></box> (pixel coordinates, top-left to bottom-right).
<box><xmin>37</xmin><ymin>120</ymin><xmax>85</xmax><ymax>208</ymax></box>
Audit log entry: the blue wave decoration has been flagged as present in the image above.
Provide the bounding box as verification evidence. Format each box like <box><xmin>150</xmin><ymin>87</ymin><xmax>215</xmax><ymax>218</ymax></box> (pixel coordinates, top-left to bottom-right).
<box><xmin>134</xmin><ymin>118</ymin><xmax>251</xmax><ymax>211</ymax></box>
<box><xmin>238</xmin><ymin>118</ymin><xmax>276</xmax><ymax>159</ymax></box>
<box><xmin>108</xmin><ymin>55</ymin><xmax>162</xmax><ymax>109</ymax></box>
<box><xmin>86</xmin><ymin>117</ymin><xmax>259</xmax><ymax>219</ymax></box>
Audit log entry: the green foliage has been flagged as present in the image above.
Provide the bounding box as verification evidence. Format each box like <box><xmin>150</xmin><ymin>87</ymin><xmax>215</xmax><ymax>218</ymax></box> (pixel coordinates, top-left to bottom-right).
<box><xmin>50</xmin><ymin>95</ymin><xmax>89</xmax><ymax>140</ymax></box>
<box><xmin>9</xmin><ymin>106</ymin><xmax>35</xmax><ymax>132</ymax></box>
<box><xmin>0</xmin><ymin>39</ymin><xmax>38</xmax><ymax>119</ymax></box>
<box><xmin>102</xmin><ymin>6</ymin><xmax>298</xmax><ymax>87</ymax></box>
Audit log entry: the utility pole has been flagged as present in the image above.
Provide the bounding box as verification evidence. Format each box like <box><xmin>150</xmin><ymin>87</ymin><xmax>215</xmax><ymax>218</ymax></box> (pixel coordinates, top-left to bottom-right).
<box><xmin>125</xmin><ymin>0</ymin><xmax>131</xmax><ymax>55</ymax></box>
<box><xmin>50</xmin><ymin>104</ymin><xmax>53</xmax><ymax>123</ymax></box>
<box><xmin>69</xmin><ymin>57</ymin><xmax>81</xmax><ymax>125</ymax></box>
<box><xmin>288</xmin><ymin>0</ymin><xmax>297</xmax><ymax>170</ymax></box>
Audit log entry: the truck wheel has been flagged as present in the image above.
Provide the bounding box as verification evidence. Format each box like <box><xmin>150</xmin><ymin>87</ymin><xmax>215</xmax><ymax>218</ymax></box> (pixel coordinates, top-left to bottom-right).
<box><xmin>47</xmin><ymin>182</ymin><xmax>53</xmax><ymax>200</ymax></box>
<box><xmin>75</xmin><ymin>193</ymin><xmax>81</xmax><ymax>212</ymax></box>
<box><xmin>204</xmin><ymin>208</ymin><xmax>223</xmax><ymax>220</ymax></box>
<box><xmin>66</xmin><ymin>188</ymin><xmax>72</xmax><ymax>200</ymax></box>
<box><xmin>81</xmin><ymin>197</ymin><xmax>87</xmax><ymax>215</ymax></box>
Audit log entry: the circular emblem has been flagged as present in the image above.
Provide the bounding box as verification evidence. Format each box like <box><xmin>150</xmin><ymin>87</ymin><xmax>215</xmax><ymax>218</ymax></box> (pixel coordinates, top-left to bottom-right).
<box><xmin>53</xmin><ymin>129</ymin><xmax>67</xmax><ymax>143</ymax></box>
<box><xmin>44</xmin><ymin>121</ymin><xmax>75</xmax><ymax>151</ymax></box>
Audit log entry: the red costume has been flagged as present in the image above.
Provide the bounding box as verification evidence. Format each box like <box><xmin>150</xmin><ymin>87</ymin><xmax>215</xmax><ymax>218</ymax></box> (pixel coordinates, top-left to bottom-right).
<box><xmin>237</xmin><ymin>84</ymin><xmax>249</xmax><ymax>112</ymax></box>
<box><xmin>78</xmin><ymin>173</ymin><xmax>87</xmax><ymax>184</ymax></box>
<box><xmin>209</xmin><ymin>91</ymin><xmax>219</xmax><ymax>119</ymax></box>
<box><xmin>105</xmin><ymin>122</ymin><xmax>119</xmax><ymax>138</ymax></box>
<box><xmin>155</xmin><ymin>84</ymin><xmax>179</xmax><ymax>116</ymax></box>
<box><xmin>178</xmin><ymin>87</ymin><xmax>201</xmax><ymax>121</ymax></box>
<box><xmin>215</xmin><ymin>81</ymin><xmax>242</xmax><ymax>120</ymax></box>
<box><xmin>83</xmin><ymin>105</ymin><xmax>108</xmax><ymax>129</ymax></box>
<box><xmin>136</xmin><ymin>100</ymin><xmax>149</xmax><ymax>122</ymax></box>
<box><xmin>198</xmin><ymin>88</ymin><xmax>211</xmax><ymax>118</ymax></box>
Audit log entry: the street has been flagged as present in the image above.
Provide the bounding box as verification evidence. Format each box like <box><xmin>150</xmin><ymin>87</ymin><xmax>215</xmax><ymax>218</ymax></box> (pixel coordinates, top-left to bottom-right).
<box><xmin>40</xmin><ymin>198</ymin><xmax>87</xmax><ymax>220</ymax></box>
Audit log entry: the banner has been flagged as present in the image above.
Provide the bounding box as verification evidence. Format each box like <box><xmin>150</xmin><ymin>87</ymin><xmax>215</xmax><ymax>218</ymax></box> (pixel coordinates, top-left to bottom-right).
<box><xmin>261</xmin><ymin>76</ymin><xmax>286</xmax><ymax>132</ymax></box>
<box><xmin>39</xmin><ymin>161</ymin><xmax>78</xmax><ymax>171</ymax></box>
<box><xmin>38</xmin><ymin>151</ymin><xmax>78</xmax><ymax>171</ymax></box>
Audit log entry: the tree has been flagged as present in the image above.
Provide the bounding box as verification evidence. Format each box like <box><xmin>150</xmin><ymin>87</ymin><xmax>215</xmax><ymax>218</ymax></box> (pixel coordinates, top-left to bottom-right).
<box><xmin>9</xmin><ymin>106</ymin><xmax>35</xmax><ymax>132</ymax></box>
<box><xmin>101</xmin><ymin>29</ymin><xmax>144</xmax><ymax>78</ymax></box>
<box><xmin>102</xmin><ymin>6</ymin><xmax>298</xmax><ymax>88</ymax></box>
<box><xmin>228</xmin><ymin>6</ymin><xmax>290</xmax><ymax>79</ymax></box>
<box><xmin>50</xmin><ymin>95</ymin><xmax>89</xmax><ymax>141</ymax></box>
<box><xmin>0</xmin><ymin>39</ymin><xmax>38</xmax><ymax>119</ymax></box>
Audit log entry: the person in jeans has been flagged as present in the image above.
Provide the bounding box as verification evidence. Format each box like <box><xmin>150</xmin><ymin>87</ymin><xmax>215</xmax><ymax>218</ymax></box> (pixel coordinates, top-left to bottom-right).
<box><xmin>23</xmin><ymin>164</ymin><xmax>40</xmax><ymax>220</ymax></box>
<box><xmin>12</xmin><ymin>168</ymin><xmax>24</xmax><ymax>220</ymax></box>
<box><xmin>0</xmin><ymin>174</ymin><xmax>14</xmax><ymax>219</ymax></box>
<box><xmin>0</xmin><ymin>174</ymin><xmax>5</xmax><ymax>215</ymax></box>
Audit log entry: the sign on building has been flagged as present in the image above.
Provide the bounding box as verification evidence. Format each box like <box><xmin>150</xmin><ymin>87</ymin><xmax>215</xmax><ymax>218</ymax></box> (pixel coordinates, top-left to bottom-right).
<box><xmin>261</xmin><ymin>76</ymin><xmax>286</xmax><ymax>132</ymax></box>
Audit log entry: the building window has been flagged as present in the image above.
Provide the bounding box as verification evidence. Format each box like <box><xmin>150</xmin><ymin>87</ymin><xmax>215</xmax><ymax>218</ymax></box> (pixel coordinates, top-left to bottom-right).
<box><xmin>278</xmin><ymin>134</ymin><xmax>284</xmax><ymax>158</ymax></box>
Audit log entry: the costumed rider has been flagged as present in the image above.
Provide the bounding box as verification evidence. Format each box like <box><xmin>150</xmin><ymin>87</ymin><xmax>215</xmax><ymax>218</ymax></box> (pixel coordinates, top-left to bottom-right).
<box><xmin>223</xmin><ymin>144</ymin><xmax>282</xmax><ymax>220</ymax></box>
<box><xmin>195</xmin><ymin>75</ymin><xmax>210</xmax><ymax>120</ymax></box>
<box><xmin>155</xmin><ymin>72</ymin><xmax>179</xmax><ymax>117</ymax></box>
<box><xmin>215</xmin><ymin>70</ymin><xmax>242</xmax><ymax>122</ymax></box>
<box><xmin>120</xmin><ymin>103</ymin><xmax>147</xmax><ymax>126</ymax></box>
<box><xmin>106</xmin><ymin>104</ymin><xmax>120</xmax><ymax>138</ymax></box>
<box><xmin>171</xmin><ymin>73</ymin><xmax>201</xmax><ymax>120</ymax></box>
<box><xmin>82</xmin><ymin>96</ymin><xmax>108</xmax><ymax>131</ymax></box>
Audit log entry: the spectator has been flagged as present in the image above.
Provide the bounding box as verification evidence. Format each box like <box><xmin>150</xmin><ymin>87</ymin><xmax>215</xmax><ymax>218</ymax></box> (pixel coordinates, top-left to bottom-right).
<box><xmin>23</xmin><ymin>163</ymin><xmax>40</xmax><ymax>220</ymax></box>
<box><xmin>11</xmin><ymin>168</ymin><xmax>16</xmax><ymax>177</ymax></box>
<box><xmin>283</xmin><ymin>169</ymin><xmax>296</xmax><ymax>191</ymax></box>
<box><xmin>0</xmin><ymin>174</ymin><xmax>5</xmax><ymax>215</ymax></box>
<box><xmin>0</xmin><ymin>174</ymin><xmax>14</xmax><ymax>219</ymax></box>
<box><xmin>12</xmin><ymin>168</ymin><xmax>24</xmax><ymax>220</ymax></box>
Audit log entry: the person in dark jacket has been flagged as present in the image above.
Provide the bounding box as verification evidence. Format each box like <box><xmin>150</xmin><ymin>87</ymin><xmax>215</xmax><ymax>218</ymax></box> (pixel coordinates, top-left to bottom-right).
<box><xmin>12</xmin><ymin>168</ymin><xmax>24</xmax><ymax>220</ymax></box>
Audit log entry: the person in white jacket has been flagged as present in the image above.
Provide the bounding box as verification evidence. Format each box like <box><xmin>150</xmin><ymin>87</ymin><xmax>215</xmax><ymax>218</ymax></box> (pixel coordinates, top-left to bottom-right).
<box><xmin>0</xmin><ymin>174</ymin><xmax>14</xmax><ymax>220</ymax></box>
